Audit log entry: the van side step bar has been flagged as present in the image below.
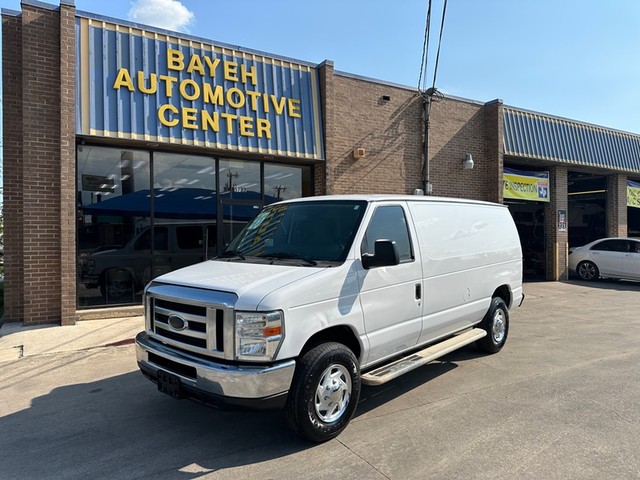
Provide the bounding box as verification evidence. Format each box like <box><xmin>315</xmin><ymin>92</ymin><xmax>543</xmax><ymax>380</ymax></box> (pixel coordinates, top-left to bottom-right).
<box><xmin>361</xmin><ymin>328</ymin><xmax>487</xmax><ymax>386</ymax></box>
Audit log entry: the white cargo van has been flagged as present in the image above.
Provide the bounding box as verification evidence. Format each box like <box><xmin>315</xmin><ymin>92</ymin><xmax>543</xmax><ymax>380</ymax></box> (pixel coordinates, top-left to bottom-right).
<box><xmin>136</xmin><ymin>195</ymin><xmax>523</xmax><ymax>442</ymax></box>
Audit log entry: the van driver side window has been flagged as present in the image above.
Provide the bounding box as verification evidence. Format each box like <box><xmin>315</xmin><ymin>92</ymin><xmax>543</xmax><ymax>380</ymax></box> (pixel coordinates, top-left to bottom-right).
<box><xmin>361</xmin><ymin>206</ymin><xmax>413</xmax><ymax>262</ymax></box>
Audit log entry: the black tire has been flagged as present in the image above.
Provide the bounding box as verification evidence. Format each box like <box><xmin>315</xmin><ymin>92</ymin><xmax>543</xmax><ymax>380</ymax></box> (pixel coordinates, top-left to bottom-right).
<box><xmin>577</xmin><ymin>261</ymin><xmax>599</xmax><ymax>281</ymax></box>
<box><xmin>285</xmin><ymin>342</ymin><xmax>361</xmax><ymax>443</ymax></box>
<box><xmin>476</xmin><ymin>297</ymin><xmax>509</xmax><ymax>354</ymax></box>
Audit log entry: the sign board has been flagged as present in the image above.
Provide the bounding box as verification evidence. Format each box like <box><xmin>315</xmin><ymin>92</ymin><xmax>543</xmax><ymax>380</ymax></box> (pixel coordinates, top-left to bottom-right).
<box><xmin>75</xmin><ymin>15</ymin><xmax>325</xmax><ymax>160</ymax></box>
<box><xmin>503</xmin><ymin>168</ymin><xmax>550</xmax><ymax>202</ymax></box>
<box><xmin>558</xmin><ymin>209</ymin><xmax>567</xmax><ymax>232</ymax></box>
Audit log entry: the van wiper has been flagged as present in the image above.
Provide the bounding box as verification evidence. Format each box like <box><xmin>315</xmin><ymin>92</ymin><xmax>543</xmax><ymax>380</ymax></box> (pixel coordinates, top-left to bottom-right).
<box><xmin>258</xmin><ymin>252</ymin><xmax>318</xmax><ymax>266</ymax></box>
<box><xmin>217</xmin><ymin>250</ymin><xmax>246</xmax><ymax>260</ymax></box>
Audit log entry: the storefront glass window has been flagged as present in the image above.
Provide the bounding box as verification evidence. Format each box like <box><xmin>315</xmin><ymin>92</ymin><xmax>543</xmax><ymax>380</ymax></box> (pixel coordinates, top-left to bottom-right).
<box><xmin>77</xmin><ymin>147</ymin><xmax>313</xmax><ymax>309</ymax></box>
<box><xmin>219</xmin><ymin>159</ymin><xmax>263</xmax><ymax>247</ymax></box>
<box><xmin>77</xmin><ymin>146</ymin><xmax>151</xmax><ymax>307</ymax></box>
<box><xmin>264</xmin><ymin>163</ymin><xmax>312</xmax><ymax>201</ymax></box>
<box><xmin>152</xmin><ymin>152</ymin><xmax>217</xmax><ymax>277</ymax></box>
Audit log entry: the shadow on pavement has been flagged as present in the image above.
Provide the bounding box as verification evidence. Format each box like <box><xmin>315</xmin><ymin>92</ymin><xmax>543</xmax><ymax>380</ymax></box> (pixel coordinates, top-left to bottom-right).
<box><xmin>0</xmin><ymin>344</ymin><xmax>488</xmax><ymax>479</ymax></box>
<box><xmin>357</xmin><ymin>360</ymin><xmax>459</xmax><ymax>417</ymax></box>
<box><xmin>0</xmin><ymin>371</ymin><xmax>308</xmax><ymax>479</ymax></box>
<box><xmin>563</xmin><ymin>277</ymin><xmax>640</xmax><ymax>292</ymax></box>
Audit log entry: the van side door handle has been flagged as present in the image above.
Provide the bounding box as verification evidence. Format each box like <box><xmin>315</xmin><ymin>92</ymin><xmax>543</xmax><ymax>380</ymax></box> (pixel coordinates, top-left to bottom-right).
<box><xmin>415</xmin><ymin>283</ymin><xmax>421</xmax><ymax>300</ymax></box>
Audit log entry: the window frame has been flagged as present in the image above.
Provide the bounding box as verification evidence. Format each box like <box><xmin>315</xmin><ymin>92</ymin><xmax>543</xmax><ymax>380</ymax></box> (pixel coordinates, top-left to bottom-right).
<box><xmin>360</xmin><ymin>204</ymin><xmax>415</xmax><ymax>264</ymax></box>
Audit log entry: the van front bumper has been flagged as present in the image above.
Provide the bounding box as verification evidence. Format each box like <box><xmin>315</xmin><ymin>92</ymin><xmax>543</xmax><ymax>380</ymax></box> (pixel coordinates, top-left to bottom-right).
<box><xmin>135</xmin><ymin>331</ymin><xmax>295</xmax><ymax>410</ymax></box>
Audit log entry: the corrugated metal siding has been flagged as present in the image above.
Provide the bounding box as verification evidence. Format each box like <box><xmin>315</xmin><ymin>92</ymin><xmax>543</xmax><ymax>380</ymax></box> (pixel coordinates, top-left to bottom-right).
<box><xmin>75</xmin><ymin>14</ymin><xmax>325</xmax><ymax>160</ymax></box>
<box><xmin>503</xmin><ymin>107</ymin><xmax>640</xmax><ymax>172</ymax></box>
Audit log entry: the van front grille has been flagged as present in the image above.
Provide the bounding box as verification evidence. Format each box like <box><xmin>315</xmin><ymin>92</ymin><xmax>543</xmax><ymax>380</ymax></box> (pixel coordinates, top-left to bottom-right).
<box><xmin>149</xmin><ymin>296</ymin><xmax>227</xmax><ymax>355</ymax></box>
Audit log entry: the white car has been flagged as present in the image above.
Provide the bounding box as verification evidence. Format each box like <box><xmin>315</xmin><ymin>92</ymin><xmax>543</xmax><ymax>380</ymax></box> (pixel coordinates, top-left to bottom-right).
<box><xmin>569</xmin><ymin>237</ymin><xmax>640</xmax><ymax>281</ymax></box>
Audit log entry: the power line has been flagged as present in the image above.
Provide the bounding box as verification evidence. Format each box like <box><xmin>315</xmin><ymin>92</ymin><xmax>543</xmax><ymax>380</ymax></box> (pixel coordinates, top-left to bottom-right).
<box><xmin>417</xmin><ymin>0</ymin><xmax>432</xmax><ymax>92</ymax></box>
<box><xmin>418</xmin><ymin>0</ymin><xmax>448</xmax><ymax>196</ymax></box>
<box><xmin>431</xmin><ymin>0</ymin><xmax>448</xmax><ymax>89</ymax></box>
<box><xmin>417</xmin><ymin>0</ymin><xmax>449</xmax><ymax>93</ymax></box>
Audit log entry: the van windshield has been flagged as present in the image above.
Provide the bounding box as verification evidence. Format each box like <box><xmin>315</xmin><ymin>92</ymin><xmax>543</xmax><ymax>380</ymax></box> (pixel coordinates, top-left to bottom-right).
<box><xmin>222</xmin><ymin>200</ymin><xmax>367</xmax><ymax>265</ymax></box>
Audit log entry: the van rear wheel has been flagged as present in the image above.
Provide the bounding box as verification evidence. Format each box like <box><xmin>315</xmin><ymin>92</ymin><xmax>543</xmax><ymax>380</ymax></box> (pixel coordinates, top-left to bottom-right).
<box><xmin>285</xmin><ymin>342</ymin><xmax>361</xmax><ymax>443</ymax></box>
<box><xmin>476</xmin><ymin>297</ymin><xmax>509</xmax><ymax>353</ymax></box>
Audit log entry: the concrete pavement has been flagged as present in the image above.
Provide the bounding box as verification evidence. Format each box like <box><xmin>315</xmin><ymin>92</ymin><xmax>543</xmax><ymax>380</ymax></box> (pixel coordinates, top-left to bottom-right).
<box><xmin>1</xmin><ymin>280</ymin><xmax>639</xmax><ymax>479</ymax></box>
<box><xmin>0</xmin><ymin>314</ymin><xmax>144</xmax><ymax>362</ymax></box>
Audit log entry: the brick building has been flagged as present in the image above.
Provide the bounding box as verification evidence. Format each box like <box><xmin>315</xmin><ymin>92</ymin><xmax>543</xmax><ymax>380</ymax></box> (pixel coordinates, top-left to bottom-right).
<box><xmin>3</xmin><ymin>1</ymin><xmax>640</xmax><ymax>326</ymax></box>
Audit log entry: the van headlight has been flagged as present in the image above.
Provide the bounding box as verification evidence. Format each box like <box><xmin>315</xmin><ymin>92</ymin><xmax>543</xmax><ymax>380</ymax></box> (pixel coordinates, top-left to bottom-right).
<box><xmin>235</xmin><ymin>311</ymin><xmax>284</xmax><ymax>361</ymax></box>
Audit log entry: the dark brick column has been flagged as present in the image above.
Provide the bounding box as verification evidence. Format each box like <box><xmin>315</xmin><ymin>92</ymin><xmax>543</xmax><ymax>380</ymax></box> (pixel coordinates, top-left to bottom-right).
<box><xmin>11</xmin><ymin>1</ymin><xmax>76</xmax><ymax>325</ymax></box>
<box><xmin>607</xmin><ymin>174</ymin><xmax>628</xmax><ymax>238</ymax></box>
<box><xmin>317</xmin><ymin>60</ymin><xmax>334</xmax><ymax>195</ymax></box>
<box><xmin>484</xmin><ymin>99</ymin><xmax>504</xmax><ymax>203</ymax></box>
<box><xmin>2</xmin><ymin>11</ymin><xmax>25</xmax><ymax>323</ymax></box>
<box><xmin>21</xmin><ymin>3</ymin><xmax>63</xmax><ymax>324</ymax></box>
<box><xmin>545</xmin><ymin>166</ymin><xmax>569</xmax><ymax>280</ymax></box>
<box><xmin>60</xmin><ymin>1</ymin><xmax>77</xmax><ymax>325</ymax></box>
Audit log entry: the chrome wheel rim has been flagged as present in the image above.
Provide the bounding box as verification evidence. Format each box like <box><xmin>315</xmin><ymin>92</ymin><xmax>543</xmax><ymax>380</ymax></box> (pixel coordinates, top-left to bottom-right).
<box><xmin>492</xmin><ymin>309</ymin><xmax>506</xmax><ymax>344</ymax></box>
<box><xmin>579</xmin><ymin>263</ymin><xmax>596</xmax><ymax>280</ymax></box>
<box><xmin>315</xmin><ymin>364</ymin><xmax>351</xmax><ymax>423</ymax></box>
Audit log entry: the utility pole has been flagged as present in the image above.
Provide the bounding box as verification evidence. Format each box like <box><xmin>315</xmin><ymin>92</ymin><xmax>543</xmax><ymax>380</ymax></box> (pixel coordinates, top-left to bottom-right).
<box><xmin>274</xmin><ymin>184</ymin><xmax>287</xmax><ymax>198</ymax></box>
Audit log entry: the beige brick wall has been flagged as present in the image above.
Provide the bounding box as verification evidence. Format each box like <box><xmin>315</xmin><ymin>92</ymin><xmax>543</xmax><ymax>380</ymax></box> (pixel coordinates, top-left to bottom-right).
<box><xmin>428</xmin><ymin>97</ymin><xmax>503</xmax><ymax>202</ymax></box>
<box><xmin>325</xmin><ymin>72</ymin><xmax>503</xmax><ymax>202</ymax></box>
<box><xmin>325</xmin><ymin>74</ymin><xmax>423</xmax><ymax>195</ymax></box>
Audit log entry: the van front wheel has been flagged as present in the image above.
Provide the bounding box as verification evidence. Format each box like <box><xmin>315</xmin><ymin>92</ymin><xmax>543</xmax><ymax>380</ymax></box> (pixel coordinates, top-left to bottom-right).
<box><xmin>476</xmin><ymin>297</ymin><xmax>509</xmax><ymax>353</ymax></box>
<box><xmin>285</xmin><ymin>342</ymin><xmax>361</xmax><ymax>443</ymax></box>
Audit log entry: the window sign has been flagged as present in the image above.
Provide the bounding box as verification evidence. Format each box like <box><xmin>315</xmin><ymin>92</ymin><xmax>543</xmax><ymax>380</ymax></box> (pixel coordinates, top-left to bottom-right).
<box><xmin>628</xmin><ymin>180</ymin><xmax>640</xmax><ymax>208</ymax></box>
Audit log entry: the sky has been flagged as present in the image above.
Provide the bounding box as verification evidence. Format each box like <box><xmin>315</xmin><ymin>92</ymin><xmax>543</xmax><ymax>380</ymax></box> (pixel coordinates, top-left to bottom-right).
<box><xmin>1</xmin><ymin>0</ymin><xmax>639</xmax><ymax>134</ymax></box>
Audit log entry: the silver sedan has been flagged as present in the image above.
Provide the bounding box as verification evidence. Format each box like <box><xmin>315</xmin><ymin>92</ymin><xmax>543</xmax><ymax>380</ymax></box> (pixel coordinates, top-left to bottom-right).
<box><xmin>569</xmin><ymin>237</ymin><xmax>640</xmax><ymax>281</ymax></box>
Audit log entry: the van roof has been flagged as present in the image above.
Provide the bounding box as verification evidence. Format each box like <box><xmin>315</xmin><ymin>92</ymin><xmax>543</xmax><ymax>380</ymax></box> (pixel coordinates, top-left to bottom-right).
<box><xmin>276</xmin><ymin>194</ymin><xmax>506</xmax><ymax>208</ymax></box>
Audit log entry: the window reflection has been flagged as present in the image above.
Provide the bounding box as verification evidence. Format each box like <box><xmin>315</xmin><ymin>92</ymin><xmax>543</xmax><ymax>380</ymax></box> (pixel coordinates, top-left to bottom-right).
<box><xmin>77</xmin><ymin>146</ymin><xmax>150</xmax><ymax>307</ymax></box>
<box><xmin>77</xmin><ymin>146</ymin><xmax>313</xmax><ymax>309</ymax></box>
<box><xmin>220</xmin><ymin>159</ymin><xmax>261</xmax><ymax>199</ymax></box>
<box><xmin>152</xmin><ymin>153</ymin><xmax>217</xmax><ymax>280</ymax></box>
<box><xmin>265</xmin><ymin>163</ymin><xmax>311</xmax><ymax>201</ymax></box>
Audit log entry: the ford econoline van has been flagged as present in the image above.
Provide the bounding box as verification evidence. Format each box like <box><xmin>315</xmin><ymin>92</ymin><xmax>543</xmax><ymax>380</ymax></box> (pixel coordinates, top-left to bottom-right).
<box><xmin>136</xmin><ymin>195</ymin><xmax>523</xmax><ymax>442</ymax></box>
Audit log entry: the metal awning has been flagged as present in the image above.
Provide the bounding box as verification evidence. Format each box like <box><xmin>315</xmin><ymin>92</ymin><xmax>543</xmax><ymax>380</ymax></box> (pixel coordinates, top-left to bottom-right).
<box><xmin>503</xmin><ymin>107</ymin><xmax>640</xmax><ymax>173</ymax></box>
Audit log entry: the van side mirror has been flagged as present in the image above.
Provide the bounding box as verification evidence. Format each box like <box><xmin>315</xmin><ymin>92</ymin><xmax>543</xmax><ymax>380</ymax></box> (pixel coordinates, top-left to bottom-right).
<box><xmin>362</xmin><ymin>239</ymin><xmax>400</xmax><ymax>269</ymax></box>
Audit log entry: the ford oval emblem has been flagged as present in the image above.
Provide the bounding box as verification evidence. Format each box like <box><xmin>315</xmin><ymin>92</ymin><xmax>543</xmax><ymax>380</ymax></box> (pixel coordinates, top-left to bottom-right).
<box><xmin>167</xmin><ymin>314</ymin><xmax>187</xmax><ymax>331</ymax></box>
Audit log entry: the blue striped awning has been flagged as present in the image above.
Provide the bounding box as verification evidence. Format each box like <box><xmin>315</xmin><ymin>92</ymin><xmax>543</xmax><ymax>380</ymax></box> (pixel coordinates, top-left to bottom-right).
<box><xmin>503</xmin><ymin>107</ymin><xmax>640</xmax><ymax>173</ymax></box>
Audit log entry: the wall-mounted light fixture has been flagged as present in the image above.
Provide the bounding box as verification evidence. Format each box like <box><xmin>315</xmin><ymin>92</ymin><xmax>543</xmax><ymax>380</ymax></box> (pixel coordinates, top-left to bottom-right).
<box><xmin>462</xmin><ymin>153</ymin><xmax>474</xmax><ymax>170</ymax></box>
<box><xmin>353</xmin><ymin>148</ymin><xmax>366</xmax><ymax>159</ymax></box>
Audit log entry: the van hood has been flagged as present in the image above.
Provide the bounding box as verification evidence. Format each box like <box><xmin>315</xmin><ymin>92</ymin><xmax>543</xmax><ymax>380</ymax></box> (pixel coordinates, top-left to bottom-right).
<box><xmin>151</xmin><ymin>260</ymin><xmax>326</xmax><ymax>309</ymax></box>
